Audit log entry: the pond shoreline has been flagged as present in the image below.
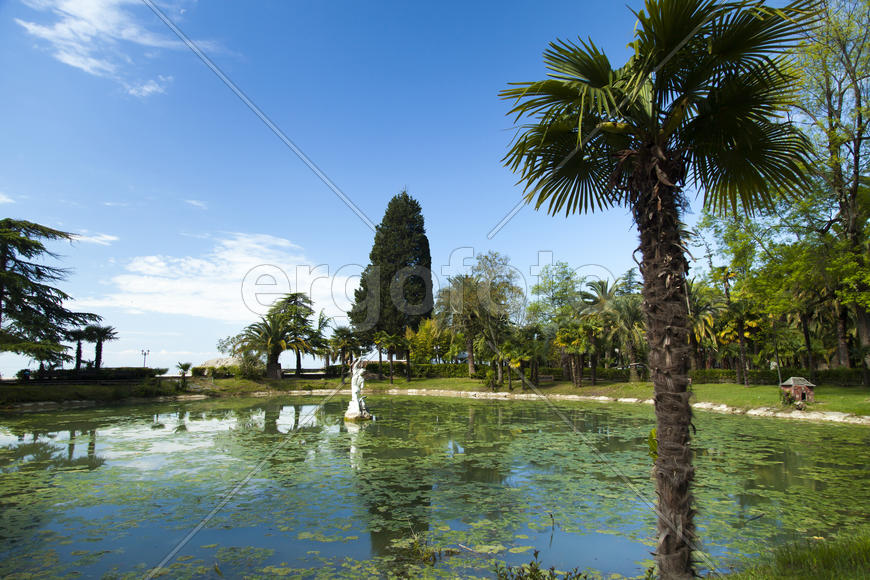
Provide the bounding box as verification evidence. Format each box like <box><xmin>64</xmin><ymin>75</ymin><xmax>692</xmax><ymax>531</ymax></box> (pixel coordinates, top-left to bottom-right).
<box><xmin>5</xmin><ymin>387</ymin><xmax>869</xmax><ymax>425</ymax></box>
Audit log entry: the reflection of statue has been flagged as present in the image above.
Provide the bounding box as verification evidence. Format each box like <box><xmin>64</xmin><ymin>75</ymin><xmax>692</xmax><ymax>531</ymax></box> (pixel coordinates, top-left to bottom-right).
<box><xmin>344</xmin><ymin>359</ymin><xmax>372</xmax><ymax>420</ymax></box>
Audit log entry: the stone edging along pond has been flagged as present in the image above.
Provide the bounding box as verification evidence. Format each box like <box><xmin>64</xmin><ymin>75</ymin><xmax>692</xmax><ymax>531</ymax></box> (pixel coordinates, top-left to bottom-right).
<box><xmin>9</xmin><ymin>389</ymin><xmax>870</xmax><ymax>426</ymax></box>
<box><xmin>249</xmin><ymin>387</ymin><xmax>870</xmax><ymax>426</ymax></box>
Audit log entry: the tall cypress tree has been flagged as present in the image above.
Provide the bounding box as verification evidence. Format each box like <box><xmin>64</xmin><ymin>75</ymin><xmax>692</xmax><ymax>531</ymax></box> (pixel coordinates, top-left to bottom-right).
<box><xmin>350</xmin><ymin>190</ymin><xmax>433</xmax><ymax>341</ymax></box>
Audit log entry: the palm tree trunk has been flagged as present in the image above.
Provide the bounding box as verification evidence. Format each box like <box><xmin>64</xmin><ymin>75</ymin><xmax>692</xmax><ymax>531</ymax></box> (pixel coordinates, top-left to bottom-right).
<box><xmin>388</xmin><ymin>350</ymin><xmax>394</xmax><ymax>384</ymax></box>
<box><xmin>590</xmin><ymin>352</ymin><xmax>598</xmax><ymax>386</ymax></box>
<box><xmin>266</xmin><ymin>352</ymin><xmax>281</xmax><ymax>380</ymax></box>
<box><xmin>295</xmin><ymin>350</ymin><xmax>302</xmax><ymax>377</ymax></box>
<box><xmin>75</xmin><ymin>340</ymin><xmax>83</xmax><ymax>372</ymax></box>
<box><xmin>466</xmin><ymin>335</ymin><xmax>476</xmax><ymax>377</ymax></box>
<box><xmin>628</xmin><ymin>343</ymin><xmax>640</xmax><ymax>383</ymax></box>
<box><xmin>799</xmin><ymin>312</ymin><xmax>815</xmax><ymax>379</ymax></box>
<box><xmin>855</xmin><ymin>305</ymin><xmax>870</xmax><ymax>387</ymax></box>
<box><xmin>637</xmin><ymin>181</ymin><xmax>695</xmax><ymax>579</ymax></box>
<box><xmin>496</xmin><ymin>358</ymin><xmax>503</xmax><ymax>386</ymax></box>
<box><xmin>95</xmin><ymin>340</ymin><xmax>103</xmax><ymax>370</ymax></box>
<box><xmin>835</xmin><ymin>302</ymin><xmax>850</xmax><ymax>368</ymax></box>
<box><xmin>405</xmin><ymin>349</ymin><xmax>412</xmax><ymax>382</ymax></box>
<box><xmin>378</xmin><ymin>348</ymin><xmax>384</xmax><ymax>379</ymax></box>
<box><xmin>736</xmin><ymin>319</ymin><xmax>749</xmax><ymax>387</ymax></box>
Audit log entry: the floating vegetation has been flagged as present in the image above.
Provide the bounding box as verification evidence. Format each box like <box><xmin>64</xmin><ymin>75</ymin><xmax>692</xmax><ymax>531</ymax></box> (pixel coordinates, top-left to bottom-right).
<box><xmin>0</xmin><ymin>396</ymin><xmax>868</xmax><ymax>578</ymax></box>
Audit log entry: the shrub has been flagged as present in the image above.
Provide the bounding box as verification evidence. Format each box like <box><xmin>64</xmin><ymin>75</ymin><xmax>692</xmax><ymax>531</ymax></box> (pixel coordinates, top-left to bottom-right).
<box><xmin>687</xmin><ymin>367</ymin><xmax>864</xmax><ymax>386</ymax></box>
<box><xmin>237</xmin><ymin>353</ymin><xmax>264</xmax><ymax>380</ymax></box>
<box><xmin>21</xmin><ymin>367</ymin><xmax>167</xmax><ymax>381</ymax></box>
<box><xmin>191</xmin><ymin>366</ymin><xmax>209</xmax><ymax>377</ymax></box>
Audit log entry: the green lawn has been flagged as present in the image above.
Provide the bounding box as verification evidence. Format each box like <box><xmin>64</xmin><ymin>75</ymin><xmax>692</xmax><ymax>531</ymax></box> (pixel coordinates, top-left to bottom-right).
<box><xmin>724</xmin><ymin>530</ymin><xmax>870</xmax><ymax>579</ymax></box>
<box><xmin>4</xmin><ymin>375</ymin><xmax>870</xmax><ymax>417</ymax></box>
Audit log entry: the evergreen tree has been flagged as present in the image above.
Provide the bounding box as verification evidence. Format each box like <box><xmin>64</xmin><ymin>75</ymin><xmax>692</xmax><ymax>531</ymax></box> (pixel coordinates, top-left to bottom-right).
<box><xmin>0</xmin><ymin>219</ymin><xmax>99</xmax><ymax>363</ymax></box>
<box><xmin>350</xmin><ymin>190</ymin><xmax>433</xmax><ymax>339</ymax></box>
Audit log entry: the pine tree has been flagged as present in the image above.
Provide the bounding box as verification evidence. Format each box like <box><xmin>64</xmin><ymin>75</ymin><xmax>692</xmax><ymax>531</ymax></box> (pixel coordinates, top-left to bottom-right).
<box><xmin>0</xmin><ymin>219</ymin><xmax>99</xmax><ymax>363</ymax></box>
<box><xmin>350</xmin><ymin>190</ymin><xmax>433</xmax><ymax>341</ymax></box>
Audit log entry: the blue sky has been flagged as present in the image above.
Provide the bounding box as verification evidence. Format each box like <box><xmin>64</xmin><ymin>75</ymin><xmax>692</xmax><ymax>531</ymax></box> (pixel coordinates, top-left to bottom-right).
<box><xmin>0</xmin><ymin>0</ymin><xmax>710</xmax><ymax>375</ymax></box>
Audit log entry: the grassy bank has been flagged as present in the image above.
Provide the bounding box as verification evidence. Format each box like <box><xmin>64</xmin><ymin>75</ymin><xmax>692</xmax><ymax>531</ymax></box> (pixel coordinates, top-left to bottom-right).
<box><xmin>0</xmin><ymin>380</ymin><xmax>182</xmax><ymax>405</ymax></box>
<box><xmin>3</xmin><ymin>375</ymin><xmax>869</xmax><ymax>417</ymax></box>
<box><xmin>360</xmin><ymin>376</ymin><xmax>870</xmax><ymax>416</ymax></box>
<box><xmin>725</xmin><ymin>531</ymin><xmax>870</xmax><ymax>579</ymax></box>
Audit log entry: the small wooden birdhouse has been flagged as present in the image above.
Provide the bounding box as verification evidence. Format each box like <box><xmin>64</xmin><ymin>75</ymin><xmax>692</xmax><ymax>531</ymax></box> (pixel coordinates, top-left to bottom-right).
<box><xmin>780</xmin><ymin>376</ymin><xmax>815</xmax><ymax>403</ymax></box>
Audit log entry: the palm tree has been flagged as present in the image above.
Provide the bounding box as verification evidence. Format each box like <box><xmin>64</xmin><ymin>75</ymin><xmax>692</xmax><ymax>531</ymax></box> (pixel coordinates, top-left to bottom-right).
<box><xmin>686</xmin><ymin>280</ymin><xmax>721</xmax><ymax>370</ymax></box>
<box><xmin>66</xmin><ymin>328</ymin><xmax>87</xmax><ymax>372</ymax></box>
<box><xmin>329</xmin><ymin>326</ymin><xmax>358</xmax><ymax>383</ymax></box>
<box><xmin>269</xmin><ymin>292</ymin><xmax>316</xmax><ymax>376</ymax></box>
<box><xmin>176</xmin><ymin>362</ymin><xmax>192</xmax><ymax>389</ymax></box>
<box><xmin>502</xmin><ymin>2</ymin><xmax>813</xmax><ymax>575</ymax></box>
<box><xmin>435</xmin><ymin>275</ymin><xmax>483</xmax><ymax>377</ymax></box>
<box><xmin>238</xmin><ymin>312</ymin><xmax>290</xmax><ymax>379</ymax></box>
<box><xmin>373</xmin><ymin>331</ymin><xmax>390</xmax><ymax>379</ymax></box>
<box><xmin>85</xmin><ymin>325</ymin><xmax>118</xmax><ymax>370</ymax></box>
<box><xmin>609</xmin><ymin>294</ymin><xmax>646</xmax><ymax>382</ymax></box>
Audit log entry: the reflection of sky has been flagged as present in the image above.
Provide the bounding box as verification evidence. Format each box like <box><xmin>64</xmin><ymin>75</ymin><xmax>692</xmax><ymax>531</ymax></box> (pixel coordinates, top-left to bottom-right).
<box><xmin>276</xmin><ymin>405</ymin><xmax>321</xmax><ymax>432</ymax></box>
<box><xmin>0</xmin><ymin>428</ymin><xmax>22</xmax><ymax>447</ymax></box>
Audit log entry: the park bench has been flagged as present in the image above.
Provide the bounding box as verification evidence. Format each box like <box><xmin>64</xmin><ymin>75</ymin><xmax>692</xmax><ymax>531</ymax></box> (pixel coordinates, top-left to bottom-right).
<box><xmin>537</xmin><ymin>374</ymin><xmax>554</xmax><ymax>383</ymax></box>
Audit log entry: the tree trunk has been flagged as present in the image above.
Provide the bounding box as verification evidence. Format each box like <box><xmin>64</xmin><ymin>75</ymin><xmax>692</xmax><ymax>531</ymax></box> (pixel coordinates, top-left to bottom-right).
<box><xmin>466</xmin><ymin>334</ymin><xmax>476</xmax><ymax>377</ymax></box>
<box><xmin>378</xmin><ymin>347</ymin><xmax>384</xmax><ymax>379</ymax></box>
<box><xmin>590</xmin><ymin>352</ymin><xmax>598</xmax><ymax>386</ymax></box>
<box><xmin>388</xmin><ymin>350</ymin><xmax>394</xmax><ymax>384</ymax></box>
<box><xmin>405</xmin><ymin>349</ymin><xmax>412</xmax><ymax>382</ymax></box>
<box><xmin>531</xmin><ymin>358</ymin><xmax>539</xmax><ymax>387</ymax></box>
<box><xmin>835</xmin><ymin>302</ymin><xmax>851</xmax><ymax>368</ymax></box>
<box><xmin>560</xmin><ymin>348</ymin><xmax>571</xmax><ymax>381</ymax></box>
<box><xmin>628</xmin><ymin>342</ymin><xmax>640</xmax><ymax>383</ymax></box>
<box><xmin>799</xmin><ymin>312</ymin><xmax>815</xmax><ymax>379</ymax></box>
<box><xmin>95</xmin><ymin>340</ymin><xmax>103</xmax><ymax>370</ymax></box>
<box><xmin>75</xmin><ymin>340</ymin><xmax>83</xmax><ymax>372</ymax></box>
<box><xmin>266</xmin><ymin>352</ymin><xmax>281</xmax><ymax>380</ymax></box>
<box><xmin>637</xmin><ymin>179</ymin><xmax>695</xmax><ymax>579</ymax></box>
<box><xmin>496</xmin><ymin>358</ymin><xmax>503</xmax><ymax>386</ymax></box>
<box><xmin>855</xmin><ymin>305</ymin><xmax>870</xmax><ymax>387</ymax></box>
<box><xmin>736</xmin><ymin>319</ymin><xmax>749</xmax><ymax>387</ymax></box>
<box><xmin>295</xmin><ymin>350</ymin><xmax>302</xmax><ymax>377</ymax></box>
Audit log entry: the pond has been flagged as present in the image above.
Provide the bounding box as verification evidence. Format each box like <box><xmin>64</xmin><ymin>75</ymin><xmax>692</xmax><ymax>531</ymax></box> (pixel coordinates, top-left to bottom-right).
<box><xmin>1</xmin><ymin>395</ymin><xmax>869</xmax><ymax>578</ymax></box>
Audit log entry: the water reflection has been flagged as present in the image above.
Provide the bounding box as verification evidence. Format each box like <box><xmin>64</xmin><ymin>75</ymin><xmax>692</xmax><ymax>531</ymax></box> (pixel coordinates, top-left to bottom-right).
<box><xmin>0</xmin><ymin>397</ymin><xmax>868</xmax><ymax>578</ymax></box>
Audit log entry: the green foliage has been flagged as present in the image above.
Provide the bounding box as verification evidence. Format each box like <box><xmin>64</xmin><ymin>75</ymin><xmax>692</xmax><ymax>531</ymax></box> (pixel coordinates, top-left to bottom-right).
<box><xmin>0</xmin><ymin>219</ymin><xmax>100</xmax><ymax>362</ymax></box>
<box><xmin>728</xmin><ymin>530</ymin><xmax>870</xmax><ymax>580</ymax></box>
<box><xmin>13</xmin><ymin>367</ymin><xmax>166</xmax><ymax>381</ymax></box>
<box><xmin>350</xmin><ymin>190</ymin><xmax>433</xmax><ymax>336</ymax></box>
<box><xmin>494</xmin><ymin>550</ymin><xmax>588</xmax><ymax>579</ymax></box>
<box><xmin>647</xmin><ymin>428</ymin><xmax>658</xmax><ymax>462</ymax></box>
<box><xmin>688</xmin><ymin>368</ymin><xmax>864</xmax><ymax>387</ymax></box>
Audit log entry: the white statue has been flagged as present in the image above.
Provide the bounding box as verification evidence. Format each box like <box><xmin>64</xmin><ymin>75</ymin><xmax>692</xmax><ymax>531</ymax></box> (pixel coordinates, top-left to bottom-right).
<box><xmin>344</xmin><ymin>358</ymin><xmax>372</xmax><ymax>420</ymax></box>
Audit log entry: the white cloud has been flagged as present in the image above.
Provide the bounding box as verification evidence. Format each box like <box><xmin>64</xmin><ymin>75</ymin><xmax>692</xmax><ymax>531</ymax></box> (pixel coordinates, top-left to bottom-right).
<box><xmin>75</xmin><ymin>231</ymin><xmax>119</xmax><ymax>245</ymax></box>
<box><xmin>127</xmin><ymin>76</ymin><xmax>171</xmax><ymax>97</ymax></box>
<box><xmin>184</xmin><ymin>199</ymin><xmax>207</xmax><ymax>210</ymax></box>
<box><xmin>16</xmin><ymin>0</ymin><xmax>197</xmax><ymax>96</ymax></box>
<box><xmin>77</xmin><ymin>232</ymin><xmax>360</xmax><ymax>324</ymax></box>
<box><xmin>103</xmin><ymin>200</ymin><xmax>130</xmax><ymax>207</ymax></box>
<box><xmin>0</xmin><ymin>193</ymin><xmax>14</xmax><ymax>204</ymax></box>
